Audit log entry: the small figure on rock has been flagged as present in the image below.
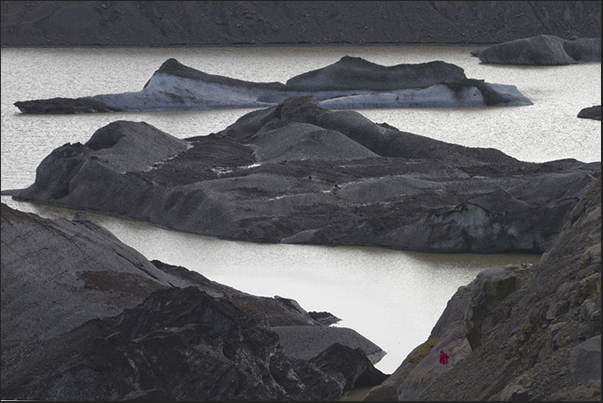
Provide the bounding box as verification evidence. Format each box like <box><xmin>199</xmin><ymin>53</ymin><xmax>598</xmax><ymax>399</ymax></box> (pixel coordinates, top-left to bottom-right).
<box><xmin>439</xmin><ymin>350</ymin><xmax>449</xmax><ymax>372</ymax></box>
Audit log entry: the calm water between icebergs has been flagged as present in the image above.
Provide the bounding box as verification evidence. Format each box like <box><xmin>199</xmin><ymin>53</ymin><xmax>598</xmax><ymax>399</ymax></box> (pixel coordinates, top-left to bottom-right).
<box><xmin>1</xmin><ymin>46</ymin><xmax>600</xmax><ymax>374</ymax></box>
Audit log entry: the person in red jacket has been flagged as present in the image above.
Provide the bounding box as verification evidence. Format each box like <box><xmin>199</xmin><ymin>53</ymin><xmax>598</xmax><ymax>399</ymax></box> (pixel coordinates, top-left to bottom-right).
<box><xmin>439</xmin><ymin>350</ymin><xmax>449</xmax><ymax>372</ymax></box>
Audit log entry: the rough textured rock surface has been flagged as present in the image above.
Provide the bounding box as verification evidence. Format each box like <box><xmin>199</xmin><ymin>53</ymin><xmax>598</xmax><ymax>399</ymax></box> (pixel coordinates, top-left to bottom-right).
<box><xmin>6</xmin><ymin>97</ymin><xmax>601</xmax><ymax>254</ymax></box>
<box><xmin>6</xmin><ymin>97</ymin><xmax>600</xmax><ymax>254</ymax></box>
<box><xmin>1</xmin><ymin>1</ymin><xmax>601</xmax><ymax>47</ymax></box>
<box><xmin>365</xmin><ymin>177</ymin><xmax>601</xmax><ymax>401</ymax></box>
<box><xmin>0</xmin><ymin>203</ymin><xmax>387</xmax><ymax>400</ymax></box>
<box><xmin>472</xmin><ymin>34</ymin><xmax>601</xmax><ymax>65</ymax></box>
<box><xmin>13</xmin><ymin>56</ymin><xmax>532</xmax><ymax>114</ymax></box>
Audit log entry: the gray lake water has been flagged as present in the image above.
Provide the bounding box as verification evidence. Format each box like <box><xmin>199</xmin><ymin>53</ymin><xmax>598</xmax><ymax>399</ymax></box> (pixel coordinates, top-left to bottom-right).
<box><xmin>1</xmin><ymin>46</ymin><xmax>599</xmax><ymax>374</ymax></box>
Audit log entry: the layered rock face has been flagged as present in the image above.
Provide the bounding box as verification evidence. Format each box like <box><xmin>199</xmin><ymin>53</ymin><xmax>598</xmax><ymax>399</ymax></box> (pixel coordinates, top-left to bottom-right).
<box><xmin>365</xmin><ymin>177</ymin><xmax>601</xmax><ymax>401</ymax></box>
<box><xmin>1</xmin><ymin>1</ymin><xmax>600</xmax><ymax>47</ymax></box>
<box><xmin>6</xmin><ymin>96</ymin><xmax>600</xmax><ymax>254</ymax></box>
<box><xmin>472</xmin><ymin>34</ymin><xmax>601</xmax><ymax>65</ymax></box>
<box><xmin>13</xmin><ymin>56</ymin><xmax>532</xmax><ymax>114</ymax></box>
<box><xmin>0</xmin><ymin>203</ymin><xmax>387</xmax><ymax>400</ymax></box>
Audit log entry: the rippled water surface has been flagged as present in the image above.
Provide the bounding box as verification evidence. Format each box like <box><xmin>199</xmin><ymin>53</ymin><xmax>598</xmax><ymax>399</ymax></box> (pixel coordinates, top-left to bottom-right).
<box><xmin>1</xmin><ymin>46</ymin><xmax>599</xmax><ymax>373</ymax></box>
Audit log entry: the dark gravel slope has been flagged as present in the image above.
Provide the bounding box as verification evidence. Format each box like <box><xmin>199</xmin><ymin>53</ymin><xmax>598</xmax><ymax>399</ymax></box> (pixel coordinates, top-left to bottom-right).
<box><xmin>1</xmin><ymin>1</ymin><xmax>601</xmax><ymax>48</ymax></box>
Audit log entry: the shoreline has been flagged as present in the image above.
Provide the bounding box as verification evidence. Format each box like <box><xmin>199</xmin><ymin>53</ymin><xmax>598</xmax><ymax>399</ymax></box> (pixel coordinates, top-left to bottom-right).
<box><xmin>0</xmin><ymin>42</ymin><xmax>494</xmax><ymax>50</ymax></box>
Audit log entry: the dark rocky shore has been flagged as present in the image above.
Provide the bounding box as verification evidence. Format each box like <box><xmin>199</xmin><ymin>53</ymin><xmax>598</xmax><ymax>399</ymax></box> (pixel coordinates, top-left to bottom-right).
<box><xmin>1</xmin><ymin>203</ymin><xmax>388</xmax><ymax>400</ymax></box>
<box><xmin>1</xmin><ymin>1</ymin><xmax>601</xmax><ymax>48</ymax></box>
<box><xmin>366</xmin><ymin>175</ymin><xmax>601</xmax><ymax>401</ymax></box>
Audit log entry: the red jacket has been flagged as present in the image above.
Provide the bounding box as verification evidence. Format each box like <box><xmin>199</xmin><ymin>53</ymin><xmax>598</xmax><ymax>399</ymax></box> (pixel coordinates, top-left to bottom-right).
<box><xmin>439</xmin><ymin>352</ymin><xmax>449</xmax><ymax>364</ymax></box>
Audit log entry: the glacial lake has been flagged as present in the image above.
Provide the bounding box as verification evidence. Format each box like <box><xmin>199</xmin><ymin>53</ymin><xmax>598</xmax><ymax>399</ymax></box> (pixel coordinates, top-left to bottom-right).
<box><xmin>1</xmin><ymin>45</ymin><xmax>600</xmax><ymax>374</ymax></box>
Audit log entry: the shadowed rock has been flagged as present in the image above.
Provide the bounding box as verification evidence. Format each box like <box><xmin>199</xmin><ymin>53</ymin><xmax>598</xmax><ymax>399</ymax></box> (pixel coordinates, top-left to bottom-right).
<box><xmin>284</xmin><ymin>57</ymin><xmax>466</xmax><ymax>91</ymax></box>
<box><xmin>472</xmin><ymin>34</ymin><xmax>601</xmax><ymax>65</ymax></box>
<box><xmin>578</xmin><ymin>105</ymin><xmax>601</xmax><ymax>120</ymax></box>
<box><xmin>13</xmin><ymin>56</ymin><xmax>532</xmax><ymax>114</ymax></box>
<box><xmin>1</xmin><ymin>285</ymin><xmax>388</xmax><ymax>401</ymax></box>
<box><xmin>365</xmin><ymin>177</ymin><xmax>601</xmax><ymax>401</ymax></box>
<box><xmin>5</xmin><ymin>96</ymin><xmax>600</xmax><ymax>254</ymax></box>
<box><xmin>1</xmin><ymin>203</ymin><xmax>388</xmax><ymax>400</ymax></box>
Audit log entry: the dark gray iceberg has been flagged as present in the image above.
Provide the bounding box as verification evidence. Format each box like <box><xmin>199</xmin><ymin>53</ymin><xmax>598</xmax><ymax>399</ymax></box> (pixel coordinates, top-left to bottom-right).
<box><xmin>13</xmin><ymin>56</ymin><xmax>532</xmax><ymax>114</ymax></box>
<box><xmin>6</xmin><ymin>96</ymin><xmax>600</xmax><ymax>254</ymax></box>
<box><xmin>472</xmin><ymin>34</ymin><xmax>601</xmax><ymax>65</ymax></box>
<box><xmin>578</xmin><ymin>105</ymin><xmax>601</xmax><ymax>121</ymax></box>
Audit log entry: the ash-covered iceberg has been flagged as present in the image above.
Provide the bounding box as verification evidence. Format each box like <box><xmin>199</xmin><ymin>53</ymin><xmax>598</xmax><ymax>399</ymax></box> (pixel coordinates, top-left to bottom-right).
<box><xmin>8</xmin><ymin>96</ymin><xmax>599</xmax><ymax>254</ymax></box>
<box><xmin>14</xmin><ymin>56</ymin><xmax>532</xmax><ymax>114</ymax></box>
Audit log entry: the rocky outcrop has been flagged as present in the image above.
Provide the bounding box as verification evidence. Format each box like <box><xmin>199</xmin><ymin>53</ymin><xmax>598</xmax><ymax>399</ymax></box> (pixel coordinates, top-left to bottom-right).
<box><xmin>578</xmin><ymin>105</ymin><xmax>602</xmax><ymax>120</ymax></box>
<box><xmin>471</xmin><ymin>34</ymin><xmax>601</xmax><ymax>65</ymax></box>
<box><xmin>1</xmin><ymin>1</ymin><xmax>601</xmax><ymax>48</ymax></box>
<box><xmin>13</xmin><ymin>56</ymin><xmax>532</xmax><ymax>114</ymax></box>
<box><xmin>365</xmin><ymin>176</ymin><xmax>601</xmax><ymax>401</ymax></box>
<box><xmin>0</xmin><ymin>202</ymin><xmax>387</xmax><ymax>400</ymax></box>
<box><xmin>5</xmin><ymin>96</ymin><xmax>600</xmax><ymax>254</ymax></box>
